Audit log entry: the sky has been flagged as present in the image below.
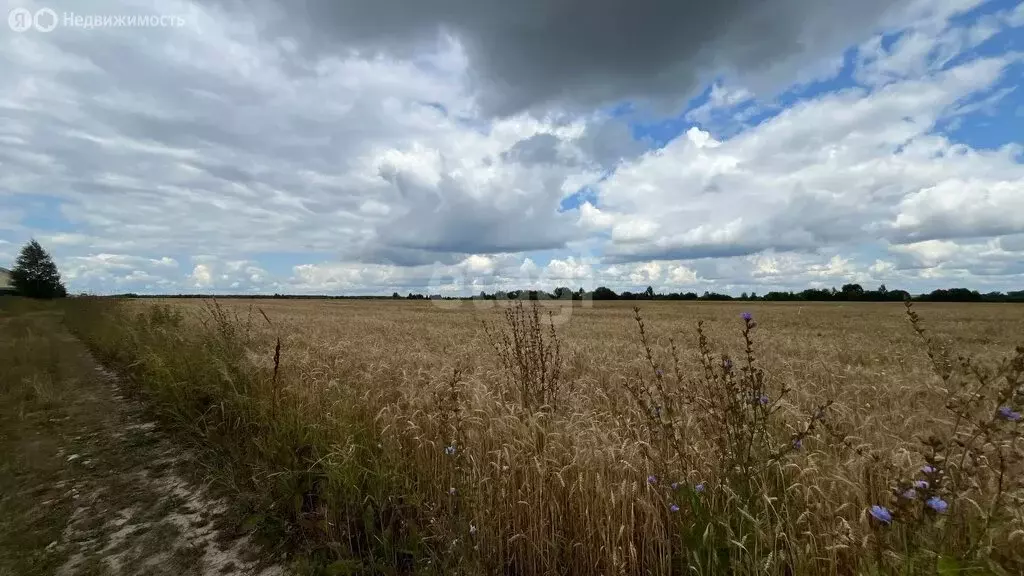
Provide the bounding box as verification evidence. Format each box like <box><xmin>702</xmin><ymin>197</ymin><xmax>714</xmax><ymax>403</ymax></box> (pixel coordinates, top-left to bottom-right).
<box><xmin>1</xmin><ymin>0</ymin><xmax>1022</xmax><ymax>296</ymax></box>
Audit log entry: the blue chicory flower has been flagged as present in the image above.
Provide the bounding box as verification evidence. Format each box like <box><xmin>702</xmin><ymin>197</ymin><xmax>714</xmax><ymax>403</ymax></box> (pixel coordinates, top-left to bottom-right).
<box><xmin>926</xmin><ymin>496</ymin><xmax>948</xmax><ymax>513</ymax></box>
<box><xmin>998</xmin><ymin>406</ymin><xmax>1022</xmax><ymax>422</ymax></box>
<box><xmin>741</xmin><ymin>312</ymin><xmax>753</xmax><ymax>321</ymax></box>
<box><xmin>869</xmin><ymin>505</ymin><xmax>893</xmax><ymax>524</ymax></box>
<box><xmin>671</xmin><ymin>482</ymin><xmax>680</xmax><ymax>490</ymax></box>
<box><xmin>695</xmin><ymin>482</ymin><xmax>706</xmax><ymax>494</ymax></box>
<box><xmin>921</xmin><ymin>465</ymin><xmax>936</xmax><ymax>475</ymax></box>
<box><xmin>913</xmin><ymin>480</ymin><xmax>928</xmax><ymax>489</ymax></box>
<box><xmin>792</xmin><ymin>438</ymin><xmax>803</xmax><ymax>450</ymax></box>
<box><xmin>669</xmin><ymin>504</ymin><xmax>680</xmax><ymax>512</ymax></box>
<box><xmin>757</xmin><ymin>394</ymin><xmax>770</xmax><ymax>406</ymax></box>
<box><xmin>647</xmin><ymin>475</ymin><xmax>657</xmax><ymax>485</ymax></box>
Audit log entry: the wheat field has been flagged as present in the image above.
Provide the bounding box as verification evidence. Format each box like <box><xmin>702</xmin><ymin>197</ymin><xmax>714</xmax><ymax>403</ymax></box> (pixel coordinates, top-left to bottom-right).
<box><xmin>65</xmin><ymin>298</ymin><xmax>1024</xmax><ymax>575</ymax></box>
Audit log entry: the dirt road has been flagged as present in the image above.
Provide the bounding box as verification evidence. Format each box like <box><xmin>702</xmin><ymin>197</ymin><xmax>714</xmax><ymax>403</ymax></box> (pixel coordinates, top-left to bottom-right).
<box><xmin>0</xmin><ymin>308</ymin><xmax>287</xmax><ymax>575</ymax></box>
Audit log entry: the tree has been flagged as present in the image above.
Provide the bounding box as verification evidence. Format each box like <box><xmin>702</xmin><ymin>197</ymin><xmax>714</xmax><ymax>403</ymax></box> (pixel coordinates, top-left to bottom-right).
<box><xmin>553</xmin><ymin>286</ymin><xmax>573</xmax><ymax>300</ymax></box>
<box><xmin>840</xmin><ymin>283</ymin><xmax>865</xmax><ymax>300</ymax></box>
<box><xmin>10</xmin><ymin>239</ymin><xmax>67</xmax><ymax>299</ymax></box>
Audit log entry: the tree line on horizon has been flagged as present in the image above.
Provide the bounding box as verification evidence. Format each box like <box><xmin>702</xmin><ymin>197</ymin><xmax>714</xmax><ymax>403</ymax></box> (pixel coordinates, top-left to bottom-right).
<box><xmin>3</xmin><ymin>238</ymin><xmax>1018</xmax><ymax>304</ymax></box>
<box><xmin>106</xmin><ymin>283</ymin><xmax>1024</xmax><ymax>303</ymax></box>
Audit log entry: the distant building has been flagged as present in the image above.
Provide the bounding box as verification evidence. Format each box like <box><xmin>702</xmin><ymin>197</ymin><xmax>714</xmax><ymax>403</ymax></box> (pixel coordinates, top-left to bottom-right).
<box><xmin>0</xmin><ymin>267</ymin><xmax>14</xmax><ymax>294</ymax></box>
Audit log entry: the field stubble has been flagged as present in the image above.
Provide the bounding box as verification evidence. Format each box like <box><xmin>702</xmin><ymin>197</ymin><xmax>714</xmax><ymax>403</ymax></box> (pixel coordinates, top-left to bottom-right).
<box><xmin>64</xmin><ymin>299</ymin><xmax>1024</xmax><ymax>575</ymax></box>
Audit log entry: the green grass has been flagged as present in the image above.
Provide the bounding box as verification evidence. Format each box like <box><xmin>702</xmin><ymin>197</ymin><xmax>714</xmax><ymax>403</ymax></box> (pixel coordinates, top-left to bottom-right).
<box><xmin>0</xmin><ymin>300</ymin><xmax>82</xmax><ymax>575</ymax></box>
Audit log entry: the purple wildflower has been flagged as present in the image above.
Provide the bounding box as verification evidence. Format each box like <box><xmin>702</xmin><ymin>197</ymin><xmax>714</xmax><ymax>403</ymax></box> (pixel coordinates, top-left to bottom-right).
<box><xmin>926</xmin><ymin>496</ymin><xmax>948</xmax><ymax>513</ymax></box>
<box><xmin>671</xmin><ymin>482</ymin><xmax>680</xmax><ymax>490</ymax></box>
<box><xmin>695</xmin><ymin>482</ymin><xmax>706</xmax><ymax>494</ymax></box>
<box><xmin>901</xmin><ymin>489</ymin><xmax>917</xmax><ymax>499</ymax></box>
<box><xmin>724</xmin><ymin>359</ymin><xmax>733</xmax><ymax>370</ymax></box>
<box><xmin>647</xmin><ymin>475</ymin><xmax>657</xmax><ymax>485</ymax></box>
<box><xmin>998</xmin><ymin>406</ymin><xmax>1022</xmax><ymax>422</ymax></box>
<box><xmin>656</xmin><ymin>369</ymin><xmax>663</xmax><ymax>377</ymax></box>
<box><xmin>669</xmin><ymin>504</ymin><xmax>680</xmax><ymax>513</ymax></box>
<box><xmin>741</xmin><ymin>312</ymin><xmax>753</xmax><ymax>321</ymax></box>
<box><xmin>792</xmin><ymin>438</ymin><xmax>803</xmax><ymax>450</ymax></box>
<box><xmin>444</xmin><ymin>444</ymin><xmax>457</xmax><ymax>456</ymax></box>
<box><xmin>921</xmin><ymin>465</ymin><xmax>936</xmax><ymax>475</ymax></box>
<box><xmin>913</xmin><ymin>480</ymin><xmax>928</xmax><ymax>489</ymax></box>
<box><xmin>869</xmin><ymin>505</ymin><xmax>893</xmax><ymax>524</ymax></box>
<box><xmin>757</xmin><ymin>394</ymin><xmax>770</xmax><ymax>406</ymax></box>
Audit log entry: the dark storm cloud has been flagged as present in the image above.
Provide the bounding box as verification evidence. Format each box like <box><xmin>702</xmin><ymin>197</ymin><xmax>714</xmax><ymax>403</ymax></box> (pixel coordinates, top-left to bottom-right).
<box><xmin>235</xmin><ymin>0</ymin><xmax>910</xmax><ymax>115</ymax></box>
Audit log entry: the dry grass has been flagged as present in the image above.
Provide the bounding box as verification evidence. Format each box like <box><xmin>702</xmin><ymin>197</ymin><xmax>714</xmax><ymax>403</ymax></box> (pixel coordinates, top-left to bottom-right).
<box><xmin>64</xmin><ymin>298</ymin><xmax>1024</xmax><ymax>575</ymax></box>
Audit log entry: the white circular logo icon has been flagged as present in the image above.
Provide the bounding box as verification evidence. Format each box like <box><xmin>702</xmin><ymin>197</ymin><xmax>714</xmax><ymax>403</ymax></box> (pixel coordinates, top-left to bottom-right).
<box><xmin>8</xmin><ymin>7</ymin><xmax>33</xmax><ymax>32</ymax></box>
<box><xmin>8</xmin><ymin>7</ymin><xmax>58</xmax><ymax>32</ymax></box>
<box><xmin>34</xmin><ymin>8</ymin><xmax>58</xmax><ymax>32</ymax></box>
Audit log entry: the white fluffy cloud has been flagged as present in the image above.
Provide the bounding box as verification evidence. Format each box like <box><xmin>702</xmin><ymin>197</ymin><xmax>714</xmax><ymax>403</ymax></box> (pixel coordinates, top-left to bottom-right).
<box><xmin>0</xmin><ymin>0</ymin><xmax>621</xmax><ymax>266</ymax></box>
<box><xmin>597</xmin><ymin>53</ymin><xmax>1022</xmax><ymax>263</ymax></box>
<box><xmin>1</xmin><ymin>0</ymin><xmax>1022</xmax><ymax>295</ymax></box>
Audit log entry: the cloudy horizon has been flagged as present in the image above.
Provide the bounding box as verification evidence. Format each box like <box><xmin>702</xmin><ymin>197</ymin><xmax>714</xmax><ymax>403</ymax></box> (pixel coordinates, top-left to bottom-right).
<box><xmin>2</xmin><ymin>0</ymin><xmax>1023</xmax><ymax>296</ymax></box>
